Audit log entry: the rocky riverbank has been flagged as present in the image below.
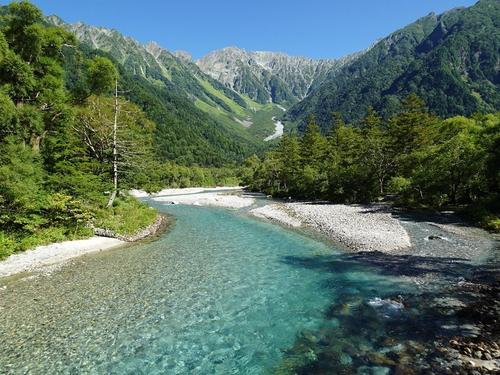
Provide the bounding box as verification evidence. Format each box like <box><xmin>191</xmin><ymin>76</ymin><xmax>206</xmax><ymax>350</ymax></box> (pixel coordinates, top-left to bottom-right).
<box><xmin>0</xmin><ymin>214</ymin><xmax>169</xmax><ymax>279</ymax></box>
<box><xmin>250</xmin><ymin>202</ymin><xmax>497</xmax><ymax>260</ymax></box>
<box><xmin>251</xmin><ymin>203</ymin><xmax>412</xmax><ymax>252</ymax></box>
<box><xmin>93</xmin><ymin>214</ymin><xmax>169</xmax><ymax>242</ymax></box>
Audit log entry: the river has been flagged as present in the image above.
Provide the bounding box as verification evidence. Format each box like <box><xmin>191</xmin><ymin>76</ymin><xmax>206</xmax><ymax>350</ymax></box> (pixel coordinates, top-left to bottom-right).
<box><xmin>0</xmin><ymin>200</ymin><xmax>487</xmax><ymax>374</ymax></box>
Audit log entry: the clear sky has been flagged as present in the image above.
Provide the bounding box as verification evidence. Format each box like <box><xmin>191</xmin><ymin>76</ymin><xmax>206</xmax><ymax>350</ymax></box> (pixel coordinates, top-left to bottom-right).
<box><xmin>7</xmin><ymin>0</ymin><xmax>478</xmax><ymax>59</ymax></box>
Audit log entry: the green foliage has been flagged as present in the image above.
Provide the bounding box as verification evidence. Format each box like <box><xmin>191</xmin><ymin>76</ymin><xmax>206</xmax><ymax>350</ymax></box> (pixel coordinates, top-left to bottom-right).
<box><xmin>0</xmin><ymin>91</ymin><xmax>17</xmax><ymax>137</ymax></box>
<box><xmin>86</xmin><ymin>56</ymin><xmax>117</xmax><ymax>95</ymax></box>
<box><xmin>482</xmin><ymin>215</ymin><xmax>500</xmax><ymax>232</ymax></box>
<box><xmin>93</xmin><ymin>196</ymin><xmax>157</xmax><ymax>236</ymax></box>
<box><xmin>0</xmin><ymin>3</ymin><xmax>160</xmax><ymax>257</ymax></box>
<box><xmin>387</xmin><ymin>176</ymin><xmax>411</xmax><ymax>195</ymax></box>
<box><xmin>142</xmin><ymin>162</ymin><xmax>241</xmax><ymax>192</ymax></box>
<box><xmin>0</xmin><ymin>137</ymin><xmax>44</xmax><ymax>231</ymax></box>
<box><xmin>0</xmin><ymin>49</ymin><xmax>35</xmax><ymax>99</ymax></box>
<box><xmin>0</xmin><ymin>31</ymin><xmax>8</xmax><ymax>63</ymax></box>
<box><xmin>460</xmin><ymin>205</ymin><xmax>500</xmax><ymax>233</ymax></box>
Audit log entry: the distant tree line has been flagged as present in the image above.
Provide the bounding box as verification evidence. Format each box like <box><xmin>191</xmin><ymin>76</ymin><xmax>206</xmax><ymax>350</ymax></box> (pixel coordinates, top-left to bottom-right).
<box><xmin>242</xmin><ymin>95</ymin><xmax>500</xmax><ymax>231</ymax></box>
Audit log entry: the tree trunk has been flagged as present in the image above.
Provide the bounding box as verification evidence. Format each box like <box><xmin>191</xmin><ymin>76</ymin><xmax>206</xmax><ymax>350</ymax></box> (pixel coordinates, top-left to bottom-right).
<box><xmin>107</xmin><ymin>79</ymin><xmax>119</xmax><ymax>208</ymax></box>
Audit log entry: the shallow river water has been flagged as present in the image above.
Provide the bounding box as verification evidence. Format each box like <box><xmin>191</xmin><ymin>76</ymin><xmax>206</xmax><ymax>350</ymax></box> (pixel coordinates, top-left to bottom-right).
<box><xmin>0</xmin><ymin>202</ymin><xmax>440</xmax><ymax>374</ymax></box>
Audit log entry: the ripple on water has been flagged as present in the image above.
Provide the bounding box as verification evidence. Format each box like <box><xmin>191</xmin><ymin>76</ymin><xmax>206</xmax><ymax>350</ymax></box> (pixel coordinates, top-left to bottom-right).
<box><xmin>0</xmin><ymin>204</ymin><xmax>409</xmax><ymax>374</ymax></box>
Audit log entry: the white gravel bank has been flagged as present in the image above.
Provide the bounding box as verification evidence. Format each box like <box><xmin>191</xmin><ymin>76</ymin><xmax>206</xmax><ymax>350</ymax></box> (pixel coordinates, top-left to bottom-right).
<box><xmin>153</xmin><ymin>192</ymin><xmax>254</xmax><ymax>209</ymax></box>
<box><xmin>132</xmin><ymin>187</ymin><xmax>255</xmax><ymax>209</ymax></box>
<box><xmin>130</xmin><ymin>186</ymin><xmax>242</xmax><ymax>198</ymax></box>
<box><xmin>251</xmin><ymin>203</ymin><xmax>412</xmax><ymax>252</ymax></box>
<box><xmin>287</xmin><ymin>203</ymin><xmax>411</xmax><ymax>251</ymax></box>
<box><xmin>250</xmin><ymin>204</ymin><xmax>302</xmax><ymax>227</ymax></box>
<box><xmin>0</xmin><ymin>237</ymin><xmax>125</xmax><ymax>278</ymax></box>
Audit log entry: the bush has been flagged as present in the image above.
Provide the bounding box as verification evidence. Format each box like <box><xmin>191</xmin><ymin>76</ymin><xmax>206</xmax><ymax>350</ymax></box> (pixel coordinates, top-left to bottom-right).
<box><xmin>93</xmin><ymin>196</ymin><xmax>157</xmax><ymax>236</ymax></box>
<box><xmin>0</xmin><ymin>232</ymin><xmax>16</xmax><ymax>259</ymax></box>
<box><xmin>460</xmin><ymin>205</ymin><xmax>500</xmax><ymax>233</ymax></box>
<box><xmin>387</xmin><ymin>176</ymin><xmax>411</xmax><ymax>194</ymax></box>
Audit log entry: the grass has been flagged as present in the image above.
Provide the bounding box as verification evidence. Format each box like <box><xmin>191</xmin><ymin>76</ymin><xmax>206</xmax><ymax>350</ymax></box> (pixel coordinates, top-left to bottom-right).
<box><xmin>0</xmin><ymin>196</ymin><xmax>159</xmax><ymax>260</ymax></box>
<box><xmin>93</xmin><ymin>196</ymin><xmax>158</xmax><ymax>236</ymax></box>
<box><xmin>194</xmin><ymin>94</ymin><xmax>285</xmax><ymax>144</ymax></box>
<box><xmin>196</xmin><ymin>78</ymin><xmax>247</xmax><ymax>117</ymax></box>
<box><xmin>0</xmin><ymin>226</ymin><xmax>93</xmax><ymax>260</ymax></box>
<box><xmin>460</xmin><ymin>205</ymin><xmax>500</xmax><ymax>233</ymax></box>
<box><xmin>194</xmin><ymin>78</ymin><xmax>287</xmax><ymax>141</ymax></box>
<box><xmin>248</xmin><ymin>104</ymin><xmax>285</xmax><ymax>140</ymax></box>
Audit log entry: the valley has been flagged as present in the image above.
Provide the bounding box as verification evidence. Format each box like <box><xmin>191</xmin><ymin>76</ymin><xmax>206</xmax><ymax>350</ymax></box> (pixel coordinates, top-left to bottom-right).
<box><xmin>0</xmin><ymin>1</ymin><xmax>498</xmax><ymax>374</ymax></box>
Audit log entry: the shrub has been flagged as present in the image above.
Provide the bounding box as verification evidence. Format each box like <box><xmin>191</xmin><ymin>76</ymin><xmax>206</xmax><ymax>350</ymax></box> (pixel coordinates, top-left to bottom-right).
<box><xmin>387</xmin><ymin>176</ymin><xmax>411</xmax><ymax>194</ymax></box>
<box><xmin>93</xmin><ymin>196</ymin><xmax>157</xmax><ymax>236</ymax></box>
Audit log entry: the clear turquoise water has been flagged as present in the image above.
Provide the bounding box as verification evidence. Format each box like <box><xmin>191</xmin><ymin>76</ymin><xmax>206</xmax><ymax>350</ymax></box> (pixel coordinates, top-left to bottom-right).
<box><xmin>0</xmin><ymin>203</ymin><xmax>409</xmax><ymax>374</ymax></box>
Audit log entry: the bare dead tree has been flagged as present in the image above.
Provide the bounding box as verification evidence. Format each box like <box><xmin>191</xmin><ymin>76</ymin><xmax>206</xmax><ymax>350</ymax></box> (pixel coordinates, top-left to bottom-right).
<box><xmin>74</xmin><ymin>82</ymin><xmax>154</xmax><ymax>208</ymax></box>
<box><xmin>107</xmin><ymin>79</ymin><xmax>119</xmax><ymax>208</ymax></box>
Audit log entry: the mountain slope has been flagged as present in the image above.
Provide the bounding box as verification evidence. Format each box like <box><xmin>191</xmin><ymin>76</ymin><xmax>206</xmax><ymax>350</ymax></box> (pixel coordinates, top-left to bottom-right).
<box><xmin>287</xmin><ymin>0</ymin><xmax>500</xmax><ymax>131</ymax></box>
<box><xmin>197</xmin><ymin>47</ymin><xmax>358</xmax><ymax>106</ymax></box>
<box><xmin>47</xmin><ymin>16</ymin><xmax>292</xmax><ymax>165</ymax></box>
<box><xmin>48</xmin><ymin>16</ymin><xmax>247</xmax><ymax>111</ymax></box>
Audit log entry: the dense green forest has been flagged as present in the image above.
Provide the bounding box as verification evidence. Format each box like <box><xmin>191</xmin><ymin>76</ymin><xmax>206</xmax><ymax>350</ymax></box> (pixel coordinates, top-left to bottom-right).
<box><xmin>0</xmin><ymin>2</ymin><xmax>247</xmax><ymax>258</ymax></box>
<box><xmin>0</xmin><ymin>2</ymin><xmax>155</xmax><ymax>258</ymax></box>
<box><xmin>243</xmin><ymin>95</ymin><xmax>500</xmax><ymax>231</ymax></box>
<box><xmin>286</xmin><ymin>0</ymin><xmax>500</xmax><ymax>131</ymax></box>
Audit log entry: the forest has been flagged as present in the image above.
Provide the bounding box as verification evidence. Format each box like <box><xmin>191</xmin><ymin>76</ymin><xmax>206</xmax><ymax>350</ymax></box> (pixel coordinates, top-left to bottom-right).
<box><xmin>0</xmin><ymin>2</ymin><xmax>157</xmax><ymax>257</ymax></box>
<box><xmin>242</xmin><ymin>95</ymin><xmax>500</xmax><ymax>231</ymax></box>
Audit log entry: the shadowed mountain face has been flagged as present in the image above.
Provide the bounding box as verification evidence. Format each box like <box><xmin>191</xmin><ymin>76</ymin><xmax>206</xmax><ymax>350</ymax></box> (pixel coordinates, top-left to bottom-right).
<box><xmin>197</xmin><ymin>47</ymin><xmax>361</xmax><ymax>106</ymax></box>
<box><xmin>286</xmin><ymin>0</ymin><xmax>500</xmax><ymax>131</ymax></box>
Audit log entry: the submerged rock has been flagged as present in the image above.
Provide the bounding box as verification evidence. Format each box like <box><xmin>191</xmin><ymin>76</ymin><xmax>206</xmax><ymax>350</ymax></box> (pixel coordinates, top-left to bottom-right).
<box><xmin>368</xmin><ymin>297</ymin><xmax>405</xmax><ymax>313</ymax></box>
<box><xmin>428</xmin><ymin>235</ymin><xmax>443</xmax><ymax>240</ymax></box>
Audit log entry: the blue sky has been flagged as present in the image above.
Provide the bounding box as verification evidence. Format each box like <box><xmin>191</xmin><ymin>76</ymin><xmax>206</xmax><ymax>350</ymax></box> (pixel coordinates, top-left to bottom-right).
<box><xmin>9</xmin><ymin>0</ymin><xmax>477</xmax><ymax>59</ymax></box>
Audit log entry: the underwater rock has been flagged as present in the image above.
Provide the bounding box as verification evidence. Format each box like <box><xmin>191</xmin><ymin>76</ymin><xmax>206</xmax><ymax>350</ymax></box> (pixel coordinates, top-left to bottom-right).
<box><xmin>301</xmin><ymin>330</ymin><xmax>319</xmax><ymax>344</ymax></box>
<box><xmin>339</xmin><ymin>352</ymin><xmax>353</xmax><ymax>365</ymax></box>
<box><xmin>367</xmin><ymin>351</ymin><xmax>396</xmax><ymax>366</ymax></box>
<box><xmin>367</xmin><ymin>297</ymin><xmax>405</xmax><ymax>317</ymax></box>
<box><xmin>428</xmin><ymin>235</ymin><xmax>443</xmax><ymax>240</ymax></box>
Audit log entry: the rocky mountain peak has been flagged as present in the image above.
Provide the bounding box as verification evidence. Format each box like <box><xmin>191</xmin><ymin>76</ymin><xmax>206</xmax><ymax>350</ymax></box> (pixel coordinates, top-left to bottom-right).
<box><xmin>174</xmin><ymin>50</ymin><xmax>192</xmax><ymax>62</ymax></box>
<box><xmin>196</xmin><ymin>47</ymin><xmax>361</xmax><ymax>104</ymax></box>
<box><xmin>145</xmin><ymin>41</ymin><xmax>165</xmax><ymax>59</ymax></box>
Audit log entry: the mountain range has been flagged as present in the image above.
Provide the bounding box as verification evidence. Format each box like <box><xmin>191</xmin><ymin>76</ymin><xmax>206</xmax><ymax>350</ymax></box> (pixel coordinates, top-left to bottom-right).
<box><xmin>47</xmin><ymin>0</ymin><xmax>499</xmax><ymax>161</ymax></box>
<box><xmin>197</xmin><ymin>47</ymin><xmax>360</xmax><ymax>106</ymax></box>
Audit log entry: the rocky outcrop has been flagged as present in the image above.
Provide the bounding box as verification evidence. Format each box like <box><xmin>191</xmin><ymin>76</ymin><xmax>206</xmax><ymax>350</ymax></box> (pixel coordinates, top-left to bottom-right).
<box><xmin>93</xmin><ymin>214</ymin><xmax>169</xmax><ymax>242</ymax></box>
